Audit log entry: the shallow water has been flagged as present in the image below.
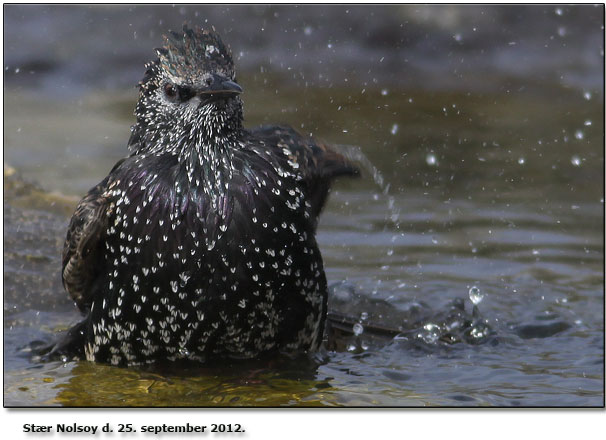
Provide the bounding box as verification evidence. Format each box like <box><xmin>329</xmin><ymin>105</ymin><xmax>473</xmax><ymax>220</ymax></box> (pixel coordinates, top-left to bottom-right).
<box><xmin>3</xmin><ymin>5</ymin><xmax>604</xmax><ymax>407</ymax></box>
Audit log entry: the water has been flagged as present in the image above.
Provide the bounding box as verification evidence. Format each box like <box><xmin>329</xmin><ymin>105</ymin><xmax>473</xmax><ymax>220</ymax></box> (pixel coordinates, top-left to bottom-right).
<box><xmin>3</xmin><ymin>5</ymin><xmax>604</xmax><ymax>407</ymax></box>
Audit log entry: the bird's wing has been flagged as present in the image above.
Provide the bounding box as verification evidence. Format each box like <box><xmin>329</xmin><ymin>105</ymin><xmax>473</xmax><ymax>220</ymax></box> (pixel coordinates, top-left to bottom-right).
<box><xmin>252</xmin><ymin>125</ymin><xmax>359</xmax><ymax>179</ymax></box>
<box><xmin>62</xmin><ymin>160</ymin><xmax>124</xmax><ymax>312</ymax></box>
<box><xmin>250</xmin><ymin>125</ymin><xmax>360</xmax><ymax>219</ymax></box>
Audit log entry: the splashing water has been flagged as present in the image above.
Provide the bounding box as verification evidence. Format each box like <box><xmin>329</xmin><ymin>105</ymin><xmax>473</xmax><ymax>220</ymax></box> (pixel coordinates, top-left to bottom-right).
<box><xmin>468</xmin><ymin>286</ymin><xmax>484</xmax><ymax>305</ymax></box>
<box><xmin>333</xmin><ymin>144</ymin><xmax>401</xmax><ymax>225</ymax></box>
<box><xmin>419</xmin><ymin>323</ymin><xmax>441</xmax><ymax>344</ymax></box>
<box><xmin>426</xmin><ymin>153</ymin><xmax>437</xmax><ymax>166</ymax></box>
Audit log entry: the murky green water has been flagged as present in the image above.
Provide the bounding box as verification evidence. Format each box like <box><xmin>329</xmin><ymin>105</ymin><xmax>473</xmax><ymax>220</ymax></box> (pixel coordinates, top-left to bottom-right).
<box><xmin>3</xmin><ymin>5</ymin><xmax>604</xmax><ymax>407</ymax></box>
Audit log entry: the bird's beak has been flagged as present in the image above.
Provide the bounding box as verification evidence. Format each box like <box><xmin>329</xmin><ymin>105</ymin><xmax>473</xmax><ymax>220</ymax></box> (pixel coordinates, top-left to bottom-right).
<box><xmin>197</xmin><ymin>73</ymin><xmax>243</xmax><ymax>97</ymax></box>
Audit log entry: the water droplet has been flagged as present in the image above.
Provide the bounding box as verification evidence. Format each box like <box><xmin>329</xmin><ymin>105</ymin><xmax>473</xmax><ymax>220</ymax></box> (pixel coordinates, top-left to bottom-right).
<box><xmin>518</xmin><ymin>157</ymin><xmax>525</xmax><ymax>165</ymax></box>
<box><xmin>426</xmin><ymin>153</ymin><xmax>437</xmax><ymax>166</ymax></box>
<box><xmin>327</xmin><ymin>43</ymin><xmax>333</xmax><ymax>49</ymax></box>
<box><xmin>470</xmin><ymin>326</ymin><xmax>486</xmax><ymax>339</ymax></box>
<box><xmin>360</xmin><ymin>312</ymin><xmax>369</xmax><ymax>321</ymax></box>
<box><xmin>583</xmin><ymin>91</ymin><xmax>591</xmax><ymax>100</ymax></box>
<box><xmin>468</xmin><ymin>286</ymin><xmax>484</xmax><ymax>305</ymax></box>
<box><xmin>178</xmin><ymin>347</ymin><xmax>190</xmax><ymax>357</ymax></box>
<box><xmin>532</xmin><ymin>249</ymin><xmax>540</xmax><ymax>255</ymax></box>
<box><xmin>571</xmin><ymin>155</ymin><xmax>581</xmax><ymax>166</ymax></box>
<box><xmin>346</xmin><ymin>344</ymin><xmax>357</xmax><ymax>352</ymax></box>
<box><xmin>557</xmin><ymin>26</ymin><xmax>567</xmax><ymax>37</ymax></box>
<box><xmin>390</xmin><ymin>124</ymin><xmax>399</xmax><ymax>135</ymax></box>
<box><xmin>303</xmin><ymin>26</ymin><xmax>312</xmax><ymax>36</ymax></box>
<box><xmin>555</xmin><ymin>7</ymin><xmax>563</xmax><ymax>15</ymax></box>
<box><xmin>574</xmin><ymin>130</ymin><xmax>584</xmax><ymax>140</ymax></box>
<box><xmin>353</xmin><ymin>323</ymin><xmax>364</xmax><ymax>336</ymax></box>
<box><xmin>381</xmin><ymin>88</ymin><xmax>389</xmax><ymax>96</ymax></box>
<box><xmin>584</xmin><ymin>120</ymin><xmax>592</xmax><ymax>126</ymax></box>
<box><xmin>453</xmin><ymin>33</ymin><xmax>462</xmax><ymax>42</ymax></box>
<box><xmin>419</xmin><ymin>323</ymin><xmax>441</xmax><ymax>344</ymax></box>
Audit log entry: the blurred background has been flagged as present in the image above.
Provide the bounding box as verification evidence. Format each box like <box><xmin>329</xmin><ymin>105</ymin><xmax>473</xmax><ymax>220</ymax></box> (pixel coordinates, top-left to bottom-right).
<box><xmin>3</xmin><ymin>5</ymin><xmax>604</xmax><ymax>407</ymax></box>
<box><xmin>4</xmin><ymin>4</ymin><xmax>604</xmax><ymax>195</ymax></box>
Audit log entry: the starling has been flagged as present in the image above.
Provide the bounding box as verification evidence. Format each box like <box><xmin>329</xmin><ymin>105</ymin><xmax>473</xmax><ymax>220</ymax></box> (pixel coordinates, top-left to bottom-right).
<box><xmin>60</xmin><ymin>25</ymin><xmax>359</xmax><ymax>366</ymax></box>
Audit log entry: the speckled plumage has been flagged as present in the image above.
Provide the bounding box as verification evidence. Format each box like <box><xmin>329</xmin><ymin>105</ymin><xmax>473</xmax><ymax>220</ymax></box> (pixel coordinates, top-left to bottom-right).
<box><xmin>61</xmin><ymin>25</ymin><xmax>359</xmax><ymax>366</ymax></box>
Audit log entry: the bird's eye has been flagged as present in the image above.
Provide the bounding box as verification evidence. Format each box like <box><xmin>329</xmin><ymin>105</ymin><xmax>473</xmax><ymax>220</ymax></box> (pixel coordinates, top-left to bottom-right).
<box><xmin>163</xmin><ymin>83</ymin><xmax>178</xmax><ymax>99</ymax></box>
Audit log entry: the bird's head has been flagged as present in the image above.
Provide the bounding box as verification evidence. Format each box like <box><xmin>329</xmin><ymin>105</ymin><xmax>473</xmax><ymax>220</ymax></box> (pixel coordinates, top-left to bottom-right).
<box><xmin>132</xmin><ymin>25</ymin><xmax>243</xmax><ymax>150</ymax></box>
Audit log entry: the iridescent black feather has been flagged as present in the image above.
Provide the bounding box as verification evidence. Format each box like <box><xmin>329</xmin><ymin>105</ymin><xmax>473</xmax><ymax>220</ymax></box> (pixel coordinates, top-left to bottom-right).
<box><xmin>60</xmin><ymin>25</ymin><xmax>359</xmax><ymax>366</ymax></box>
